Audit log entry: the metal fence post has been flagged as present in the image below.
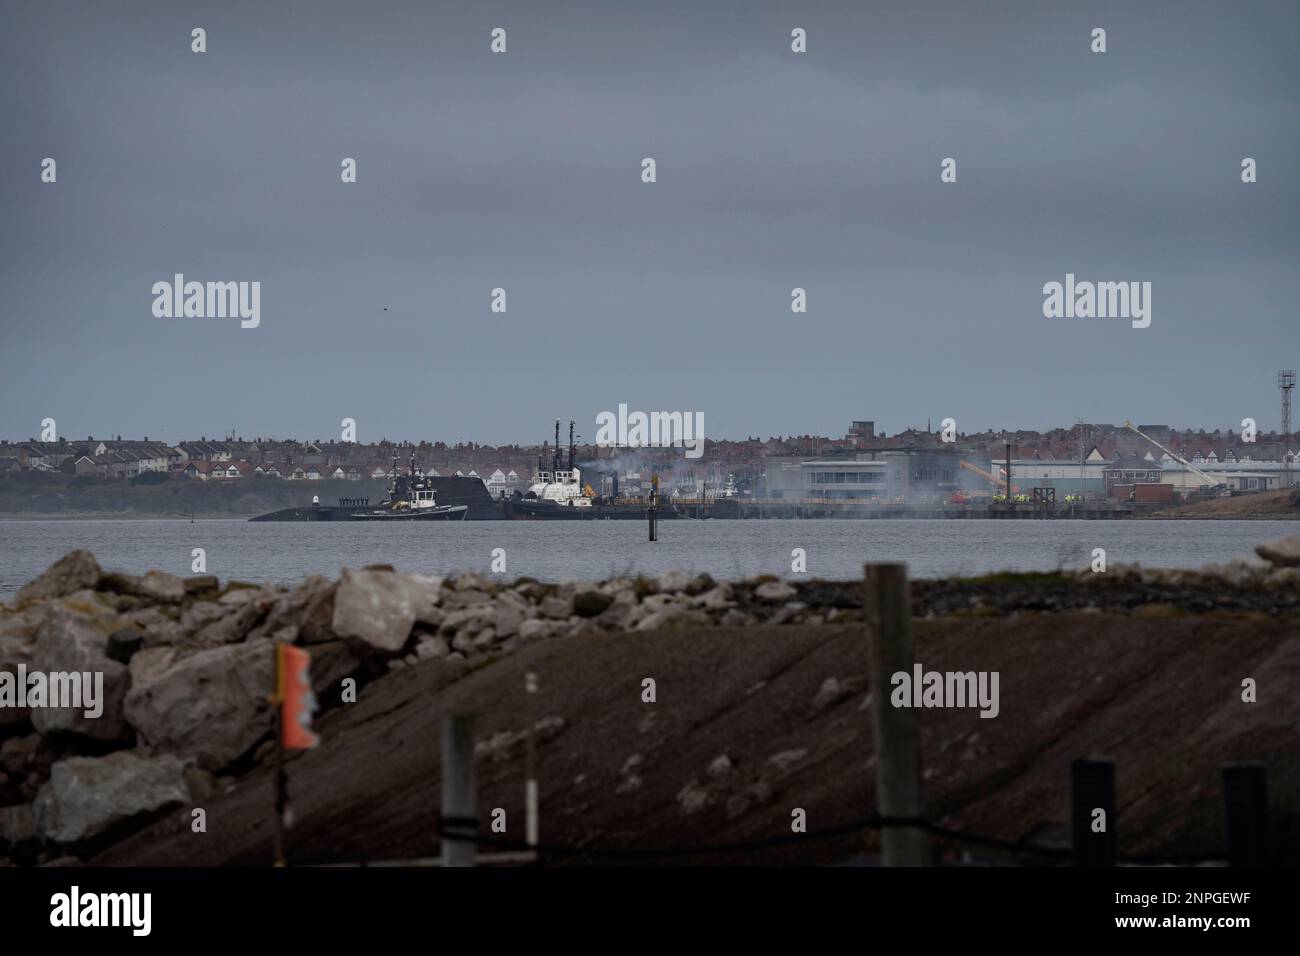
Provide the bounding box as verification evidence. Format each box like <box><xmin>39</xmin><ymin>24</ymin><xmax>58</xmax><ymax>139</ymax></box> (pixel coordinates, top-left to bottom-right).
<box><xmin>864</xmin><ymin>562</ymin><xmax>929</xmax><ymax>865</ymax></box>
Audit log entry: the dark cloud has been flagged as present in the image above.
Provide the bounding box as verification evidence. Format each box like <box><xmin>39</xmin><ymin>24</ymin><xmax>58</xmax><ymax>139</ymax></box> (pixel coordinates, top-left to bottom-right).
<box><xmin>1</xmin><ymin>0</ymin><xmax>1296</xmax><ymax>444</ymax></box>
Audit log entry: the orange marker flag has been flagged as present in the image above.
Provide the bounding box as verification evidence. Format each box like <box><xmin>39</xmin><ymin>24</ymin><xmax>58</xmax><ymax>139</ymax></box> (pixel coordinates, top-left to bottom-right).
<box><xmin>276</xmin><ymin>643</ymin><xmax>319</xmax><ymax>750</ymax></box>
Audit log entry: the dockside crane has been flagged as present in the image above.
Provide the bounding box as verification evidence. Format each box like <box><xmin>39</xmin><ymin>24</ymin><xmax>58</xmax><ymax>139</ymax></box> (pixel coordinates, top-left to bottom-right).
<box><xmin>1122</xmin><ymin>421</ymin><xmax>1229</xmax><ymax>496</ymax></box>
<box><xmin>959</xmin><ymin>459</ymin><xmax>1018</xmax><ymax>495</ymax></box>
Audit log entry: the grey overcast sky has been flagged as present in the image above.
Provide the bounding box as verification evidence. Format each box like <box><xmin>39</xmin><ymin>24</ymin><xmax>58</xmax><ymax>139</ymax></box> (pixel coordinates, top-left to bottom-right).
<box><xmin>1</xmin><ymin>0</ymin><xmax>1296</xmax><ymax>446</ymax></box>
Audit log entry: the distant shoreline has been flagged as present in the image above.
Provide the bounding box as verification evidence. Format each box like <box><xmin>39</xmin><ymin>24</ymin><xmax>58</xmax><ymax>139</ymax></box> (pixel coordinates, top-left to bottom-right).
<box><xmin>0</xmin><ymin>513</ymin><xmax>247</xmax><ymax>520</ymax></box>
<box><xmin>0</xmin><ymin>512</ymin><xmax>1296</xmax><ymax>522</ymax></box>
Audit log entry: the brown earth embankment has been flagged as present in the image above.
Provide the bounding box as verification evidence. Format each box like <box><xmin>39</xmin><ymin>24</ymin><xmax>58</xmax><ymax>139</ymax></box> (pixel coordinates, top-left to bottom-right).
<box><xmin>94</xmin><ymin>611</ymin><xmax>1300</xmax><ymax>867</ymax></box>
<box><xmin>1146</xmin><ymin>489</ymin><xmax>1300</xmax><ymax>519</ymax></box>
<box><xmin>2</xmin><ymin>550</ymin><xmax>1297</xmax><ymax>866</ymax></box>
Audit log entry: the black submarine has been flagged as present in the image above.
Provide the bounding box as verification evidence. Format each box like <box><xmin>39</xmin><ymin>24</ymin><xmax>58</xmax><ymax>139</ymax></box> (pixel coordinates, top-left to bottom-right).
<box><xmin>249</xmin><ymin>452</ymin><xmax>502</xmax><ymax>521</ymax></box>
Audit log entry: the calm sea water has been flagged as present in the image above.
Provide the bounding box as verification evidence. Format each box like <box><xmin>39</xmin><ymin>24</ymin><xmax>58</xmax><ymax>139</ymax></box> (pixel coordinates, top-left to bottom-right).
<box><xmin>0</xmin><ymin>518</ymin><xmax>1292</xmax><ymax>598</ymax></box>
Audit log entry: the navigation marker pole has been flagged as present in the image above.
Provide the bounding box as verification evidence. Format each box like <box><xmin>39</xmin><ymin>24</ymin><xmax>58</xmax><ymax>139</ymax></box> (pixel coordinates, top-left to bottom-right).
<box><xmin>268</xmin><ymin>642</ymin><xmax>319</xmax><ymax>867</ymax></box>
<box><xmin>270</xmin><ymin>642</ymin><xmax>287</xmax><ymax>866</ymax></box>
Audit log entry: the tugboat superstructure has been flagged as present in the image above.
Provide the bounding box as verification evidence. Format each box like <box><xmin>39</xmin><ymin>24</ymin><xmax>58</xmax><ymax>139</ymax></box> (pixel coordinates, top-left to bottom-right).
<box><xmin>525</xmin><ymin>420</ymin><xmax>594</xmax><ymax>510</ymax></box>
<box><xmin>349</xmin><ymin>451</ymin><xmax>469</xmax><ymax>521</ymax></box>
<box><xmin>506</xmin><ymin>420</ymin><xmax>678</xmax><ymax>521</ymax></box>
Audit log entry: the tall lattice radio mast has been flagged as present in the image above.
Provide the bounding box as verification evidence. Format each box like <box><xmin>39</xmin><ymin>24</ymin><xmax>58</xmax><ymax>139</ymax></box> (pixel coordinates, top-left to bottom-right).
<box><xmin>1281</xmin><ymin>370</ymin><xmax>1296</xmax><ymax>489</ymax></box>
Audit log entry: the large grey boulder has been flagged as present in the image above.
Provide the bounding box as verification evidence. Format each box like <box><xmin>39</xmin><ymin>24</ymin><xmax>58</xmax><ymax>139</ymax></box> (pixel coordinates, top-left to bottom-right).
<box><xmin>518</xmin><ymin>618</ymin><xmax>559</xmax><ymax>642</ymax></box>
<box><xmin>34</xmin><ymin>751</ymin><xmax>189</xmax><ymax>845</ymax></box>
<box><xmin>179</xmin><ymin>601</ymin><xmax>228</xmax><ymax>634</ymax></box>
<box><xmin>754</xmin><ymin>580</ymin><xmax>797</xmax><ymax>602</ymax></box>
<box><xmin>0</xmin><ymin>631</ymin><xmax>35</xmax><ymax>728</ymax></box>
<box><xmin>120</xmin><ymin>606</ymin><xmax>183</xmax><ymax>648</ymax></box>
<box><xmin>0</xmin><ymin>803</ymin><xmax>38</xmax><ymax>847</ymax></box>
<box><xmin>635</xmin><ymin>607</ymin><xmax>710</xmax><ymax>632</ymax></box>
<box><xmin>14</xmin><ymin>551</ymin><xmax>101</xmax><ymax>608</ymax></box>
<box><xmin>261</xmin><ymin>576</ymin><xmax>334</xmax><ymax>643</ymax></box>
<box><xmin>1</xmin><ymin>732</ymin><xmax>56</xmax><ymax>793</ymax></box>
<box><xmin>29</xmin><ymin>601</ymin><xmax>131</xmax><ymax>742</ymax></box>
<box><xmin>539</xmin><ymin>596</ymin><xmax>572</xmax><ymax>620</ymax></box>
<box><xmin>437</xmin><ymin>604</ymin><xmax>496</xmax><ymax>638</ymax></box>
<box><xmin>332</xmin><ymin>569</ymin><xmax>441</xmax><ymax>652</ymax></box>
<box><xmin>138</xmin><ymin>571</ymin><xmax>186</xmax><ymax>604</ymax></box>
<box><xmin>691</xmin><ymin>583</ymin><xmax>735</xmax><ymax>611</ymax></box>
<box><xmin>492</xmin><ymin>599</ymin><xmax>526</xmax><ymax>637</ymax></box>
<box><xmin>124</xmin><ymin>640</ymin><xmax>273</xmax><ymax>769</ymax></box>
<box><xmin>1256</xmin><ymin>535</ymin><xmax>1300</xmax><ymax>568</ymax></box>
<box><xmin>0</xmin><ymin>604</ymin><xmax>47</xmax><ymax>642</ymax></box>
<box><xmin>415</xmin><ymin>635</ymin><xmax>450</xmax><ymax>659</ymax></box>
<box><xmin>657</xmin><ymin>569</ymin><xmax>692</xmax><ymax>593</ymax></box>
<box><xmin>194</xmin><ymin>596</ymin><xmax>271</xmax><ymax>646</ymax></box>
<box><xmin>596</xmin><ymin>590</ymin><xmax>638</xmax><ymax>629</ymax></box>
<box><xmin>453</xmin><ymin>572</ymin><xmax>489</xmax><ymax>592</ymax></box>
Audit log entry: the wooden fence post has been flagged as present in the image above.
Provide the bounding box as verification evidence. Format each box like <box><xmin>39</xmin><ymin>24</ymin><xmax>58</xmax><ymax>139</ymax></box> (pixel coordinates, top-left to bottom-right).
<box><xmin>864</xmin><ymin>562</ymin><xmax>929</xmax><ymax>865</ymax></box>
<box><xmin>1071</xmin><ymin>758</ymin><xmax>1116</xmax><ymax>866</ymax></box>
<box><xmin>1222</xmin><ymin>763</ymin><xmax>1269</xmax><ymax>866</ymax></box>
<box><xmin>440</xmin><ymin>714</ymin><xmax>477</xmax><ymax>868</ymax></box>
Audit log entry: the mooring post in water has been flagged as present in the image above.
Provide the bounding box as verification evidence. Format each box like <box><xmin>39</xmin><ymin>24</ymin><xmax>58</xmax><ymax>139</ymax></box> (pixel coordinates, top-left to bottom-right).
<box><xmin>1071</xmin><ymin>757</ymin><xmax>1116</xmax><ymax>866</ymax></box>
<box><xmin>648</xmin><ymin>474</ymin><xmax>659</xmax><ymax>541</ymax></box>
<box><xmin>440</xmin><ymin>714</ymin><xmax>478</xmax><ymax>867</ymax></box>
<box><xmin>863</xmin><ymin>563</ymin><xmax>929</xmax><ymax>865</ymax></box>
<box><xmin>1222</xmin><ymin>763</ymin><xmax>1269</xmax><ymax>866</ymax></box>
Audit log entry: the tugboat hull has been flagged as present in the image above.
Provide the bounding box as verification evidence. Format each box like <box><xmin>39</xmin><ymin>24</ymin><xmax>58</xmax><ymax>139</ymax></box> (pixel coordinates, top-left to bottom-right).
<box><xmin>349</xmin><ymin>504</ymin><xmax>468</xmax><ymax>521</ymax></box>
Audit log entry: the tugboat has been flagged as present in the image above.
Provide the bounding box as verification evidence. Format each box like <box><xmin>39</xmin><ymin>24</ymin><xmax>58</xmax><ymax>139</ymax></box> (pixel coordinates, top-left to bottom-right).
<box><xmin>504</xmin><ymin>420</ymin><xmax>677</xmax><ymax>520</ymax></box>
<box><xmin>350</xmin><ymin>451</ymin><xmax>468</xmax><ymax>521</ymax></box>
